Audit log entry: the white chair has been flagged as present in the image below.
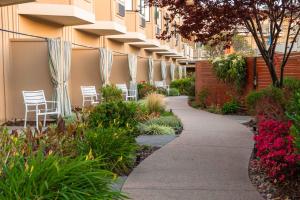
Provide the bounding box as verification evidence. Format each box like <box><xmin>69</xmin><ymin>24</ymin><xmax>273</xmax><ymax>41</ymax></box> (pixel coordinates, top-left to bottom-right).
<box><xmin>154</xmin><ymin>81</ymin><xmax>170</xmax><ymax>94</ymax></box>
<box><xmin>116</xmin><ymin>84</ymin><xmax>137</xmax><ymax>101</ymax></box>
<box><xmin>22</xmin><ymin>90</ymin><xmax>60</xmax><ymax>130</ymax></box>
<box><xmin>81</xmin><ymin>86</ymin><xmax>100</xmax><ymax>106</ymax></box>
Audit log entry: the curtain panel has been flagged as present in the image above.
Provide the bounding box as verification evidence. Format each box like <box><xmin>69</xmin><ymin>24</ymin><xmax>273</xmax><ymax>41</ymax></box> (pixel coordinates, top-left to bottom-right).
<box><xmin>128</xmin><ymin>54</ymin><xmax>138</xmax><ymax>98</ymax></box>
<box><xmin>148</xmin><ymin>57</ymin><xmax>154</xmax><ymax>84</ymax></box>
<box><xmin>161</xmin><ymin>61</ymin><xmax>167</xmax><ymax>83</ymax></box>
<box><xmin>178</xmin><ymin>65</ymin><xmax>183</xmax><ymax>79</ymax></box>
<box><xmin>47</xmin><ymin>38</ymin><xmax>72</xmax><ymax>117</ymax></box>
<box><xmin>170</xmin><ymin>63</ymin><xmax>175</xmax><ymax>81</ymax></box>
<box><xmin>99</xmin><ymin>48</ymin><xmax>113</xmax><ymax>86</ymax></box>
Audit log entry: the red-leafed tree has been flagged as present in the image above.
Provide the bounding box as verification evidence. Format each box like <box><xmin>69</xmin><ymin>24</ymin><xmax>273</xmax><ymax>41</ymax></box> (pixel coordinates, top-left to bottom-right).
<box><xmin>148</xmin><ymin>0</ymin><xmax>300</xmax><ymax>87</ymax></box>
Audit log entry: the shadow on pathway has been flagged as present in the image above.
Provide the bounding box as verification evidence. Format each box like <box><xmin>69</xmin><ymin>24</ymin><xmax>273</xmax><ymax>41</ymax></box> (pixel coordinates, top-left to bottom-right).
<box><xmin>122</xmin><ymin>96</ymin><xmax>262</xmax><ymax>200</ymax></box>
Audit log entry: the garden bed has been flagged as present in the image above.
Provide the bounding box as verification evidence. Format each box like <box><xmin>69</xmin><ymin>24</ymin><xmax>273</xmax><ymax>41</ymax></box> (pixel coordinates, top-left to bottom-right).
<box><xmin>249</xmin><ymin>152</ymin><xmax>300</xmax><ymax>200</ymax></box>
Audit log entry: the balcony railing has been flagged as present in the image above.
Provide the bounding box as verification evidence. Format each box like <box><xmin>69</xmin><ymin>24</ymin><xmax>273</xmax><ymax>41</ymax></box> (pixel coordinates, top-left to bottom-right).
<box><xmin>139</xmin><ymin>14</ymin><xmax>146</xmax><ymax>28</ymax></box>
<box><xmin>117</xmin><ymin>0</ymin><xmax>125</xmax><ymax>17</ymax></box>
<box><xmin>155</xmin><ymin>25</ymin><xmax>161</xmax><ymax>35</ymax></box>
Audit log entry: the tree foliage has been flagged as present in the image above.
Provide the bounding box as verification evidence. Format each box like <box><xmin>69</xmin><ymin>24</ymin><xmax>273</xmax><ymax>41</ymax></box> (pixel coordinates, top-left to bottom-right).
<box><xmin>149</xmin><ymin>0</ymin><xmax>300</xmax><ymax>87</ymax></box>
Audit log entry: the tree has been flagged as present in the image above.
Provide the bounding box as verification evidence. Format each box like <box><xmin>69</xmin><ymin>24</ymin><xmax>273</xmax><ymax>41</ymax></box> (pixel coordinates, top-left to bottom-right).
<box><xmin>148</xmin><ymin>0</ymin><xmax>300</xmax><ymax>87</ymax></box>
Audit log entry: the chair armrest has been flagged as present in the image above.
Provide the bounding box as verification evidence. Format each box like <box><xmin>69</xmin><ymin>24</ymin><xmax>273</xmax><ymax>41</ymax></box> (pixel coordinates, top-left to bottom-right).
<box><xmin>44</xmin><ymin>101</ymin><xmax>59</xmax><ymax>103</ymax></box>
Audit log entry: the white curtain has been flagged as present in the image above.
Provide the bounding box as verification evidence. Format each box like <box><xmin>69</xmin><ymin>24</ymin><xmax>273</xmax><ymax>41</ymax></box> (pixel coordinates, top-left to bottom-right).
<box><xmin>99</xmin><ymin>48</ymin><xmax>113</xmax><ymax>86</ymax></box>
<box><xmin>47</xmin><ymin>38</ymin><xmax>72</xmax><ymax>117</ymax></box>
<box><xmin>47</xmin><ymin>38</ymin><xmax>63</xmax><ymax>116</ymax></box>
<box><xmin>161</xmin><ymin>60</ymin><xmax>167</xmax><ymax>82</ymax></box>
<box><xmin>128</xmin><ymin>54</ymin><xmax>138</xmax><ymax>97</ymax></box>
<box><xmin>179</xmin><ymin>65</ymin><xmax>183</xmax><ymax>79</ymax></box>
<box><xmin>183</xmin><ymin>66</ymin><xmax>187</xmax><ymax>78</ymax></box>
<box><xmin>170</xmin><ymin>63</ymin><xmax>175</xmax><ymax>81</ymax></box>
<box><xmin>148</xmin><ymin>57</ymin><xmax>154</xmax><ymax>84</ymax></box>
<box><xmin>62</xmin><ymin>41</ymin><xmax>72</xmax><ymax>116</ymax></box>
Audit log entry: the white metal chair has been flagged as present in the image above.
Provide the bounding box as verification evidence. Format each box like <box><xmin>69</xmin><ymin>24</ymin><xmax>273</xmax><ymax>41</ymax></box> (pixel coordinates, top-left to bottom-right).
<box><xmin>81</xmin><ymin>86</ymin><xmax>100</xmax><ymax>106</ymax></box>
<box><xmin>116</xmin><ymin>84</ymin><xmax>137</xmax><ymax>101</ymax></box>
<box><xmin>154</xmin><ymin>81</ymin><xmax>170</xmax><ymax>94</ymax></box>
<box><xmin>22</xmin><ymin>90</ymin><xmax>60</xmax><ymax>130</ymax></box>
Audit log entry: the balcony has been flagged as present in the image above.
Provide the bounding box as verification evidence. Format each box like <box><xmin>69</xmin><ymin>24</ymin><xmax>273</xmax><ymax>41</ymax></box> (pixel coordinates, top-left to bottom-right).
<box><xmin>0</xmin><ymin>0</ymin><xmax>35</xmax><ymax>6</ymax></box>
<box><xmin>129</xmin><ymin>39</ymin><xmax>160</xmax><ymax>48</ymax></box>
<box><xmin>139</xmin><ymin>14</ymin><xmax>146</xmax><ymax>28</ymax></box>
<box><xmin>155</xmin><ymin>25</ymin><xmax>161</xmax><ymax>35</ymax></box>
<box><xmin>144</xmin><ymin>45</ymin><xmax>170</xmax><ymax>52</ymax></box>
<box><xmin>116</xmin><ymin>0</ymin><xmax>125</xmax><ymax>17</ymax></box>
<box><xmin>18</xmin><ymin>1</ymin><xmax>95</xmax><ymax>26</ymax></box>
<box><xmin>107</xmin><ymin>32</ymin><xmax>146</xmax><ymax>43</ymax></box>
<box><xmin>75</xmin><ymin>21</ymin><xmax>126</xmax><ymax>36</ymax></box>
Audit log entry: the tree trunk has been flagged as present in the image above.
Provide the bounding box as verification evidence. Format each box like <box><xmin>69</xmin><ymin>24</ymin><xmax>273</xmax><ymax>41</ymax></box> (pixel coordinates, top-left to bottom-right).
<box><xmin>267</xmin><ymin>62</ymin><xmax>280</xmax><ymax>87</ymax></box>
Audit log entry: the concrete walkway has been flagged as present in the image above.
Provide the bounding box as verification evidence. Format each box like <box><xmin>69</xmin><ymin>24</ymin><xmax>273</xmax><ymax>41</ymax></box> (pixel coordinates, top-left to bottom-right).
<box><xmin>122</xmin><ymin>96</ymin><xmax>262</xmax><ymax>200</ymax></box>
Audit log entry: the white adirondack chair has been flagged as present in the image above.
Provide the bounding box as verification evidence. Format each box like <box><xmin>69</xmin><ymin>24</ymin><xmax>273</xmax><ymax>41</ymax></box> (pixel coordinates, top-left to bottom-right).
<box><xmin>22</xmin><ymin>90</ymin><xmax>60</xmax><ymax>130</ymax></box>
<box><xmin>81</xmin><ymin>86</ymin><xmax>100</xmax><ymax>106</ymax></box>
<box><xmin>116</xmin><ymin>84</ymin><xmax>137</xmax><ymax>101</ymax></box>
<box><xmin>154</xmin><ymin>81</ymin><xmax>170</xmax><ymax>94</ymax></box>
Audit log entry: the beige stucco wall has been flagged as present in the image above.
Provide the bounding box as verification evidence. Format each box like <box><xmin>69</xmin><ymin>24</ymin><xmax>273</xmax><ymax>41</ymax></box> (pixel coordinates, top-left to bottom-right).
<box><xmin>137</xmin><ymin>58</ymin><xmax>148</xmax><ymax>83</ymax></box>
<box><xmin>70</xmin><ymin>49</ymin><xmax>101</xmax><ymax>107</ymax></box>
<box><xmin>110</xmin><ymin>55</ymin><xmax>130</xmax><ymax>86</ymax></box>
<box><xmin>153</xmin><ymin>60</ymin><xmax>162</xmax><ymax>81</ymax></box>
<box><xmin>7</xmin><ymin>39</ymin><xmax>53</xmax><ymax>120</ymax></box>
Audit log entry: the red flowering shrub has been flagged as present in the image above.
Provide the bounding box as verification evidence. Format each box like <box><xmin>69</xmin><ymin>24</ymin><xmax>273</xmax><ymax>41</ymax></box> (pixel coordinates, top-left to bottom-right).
<box><xmin>255</xmin><ymin>119</ymin><xmax>300</xmax><ymax>182</ymax></box>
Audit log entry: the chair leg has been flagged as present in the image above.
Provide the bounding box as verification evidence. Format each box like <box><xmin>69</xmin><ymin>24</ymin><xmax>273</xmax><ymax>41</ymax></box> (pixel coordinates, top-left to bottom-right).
<box><xmin>36</xmin><ymin>113</ymin><xmax>39</xmax><ymax>131</ymax></box>
<box><xmin>24</xmin><ymin>109</ymin><xmax>28</xmax><ymax>128</ymax></box>
<box><xmin>43</xmin><ymin>114</ymin><xmax>46</xmax><ymax>127</ymax></box>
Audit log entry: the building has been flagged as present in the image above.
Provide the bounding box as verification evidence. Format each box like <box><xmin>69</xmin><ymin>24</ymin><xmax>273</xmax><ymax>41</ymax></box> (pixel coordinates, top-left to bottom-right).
<box><xmin>0</xmin><ymin>0</ymin><xmax>197</xmax><ymax>123</ymax></box>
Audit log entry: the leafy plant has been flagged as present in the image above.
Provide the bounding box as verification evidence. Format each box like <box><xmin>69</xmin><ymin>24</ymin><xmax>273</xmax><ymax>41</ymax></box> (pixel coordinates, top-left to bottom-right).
<box><xmin>80</xmin><ymin>127</ymin><xmax>137</xmax><ymax>175</ymax></box>
<box><xmin>212</xmin><ymin>53</ymin><xmax>247</xmax><ymax>92</ymax></box>
<box><xmin>137</xmin><ymin>83</ymin><xmax>157</xmax><ymax>99</ymax></box>
<box><xmin>286</xmin><ymin>90</ymin><xmax>300</xmax><ymax>154</ymax></box>
<box><xmin>145</xmin><ymin>93</ymin><xmax>166</xmax><ymax>114</ymax></box>
<box><xmin>221</xmin><ymin>100</ymin><xmax>240</xmax><ymax>114</ymax></box>
<box><xmin>197</xmin><ymin>88</ymin><xmax>210</xmax><ymax>108</ymax></box>
<box><xmin>87</xmin><ymin>101</ymin><xmax>139</xmax><ymax>136</ymax></box>
<box><xmin>0</xmin><ymin>151</ymin><xmax>126</xmax><ymax>200</ymax></box>
<box><xmin>138</xmin><ymin>123</ymin><xmax>175</xmax><ymax>135</ymax></box>
<box><xmin>170</xmin><ymin>77</ymin><xmax>195</xmax><ymax>96</ymax></box>
<box><xmin>254</xmin><ymin>119</ymin><xmax>300</xmax><ymax>182</ymax></box>
<box><xmin>101</xmin><ymin>85</ymin><xmax>123</xmax><ymax>103</ymax></box>
<box><xmin>145</xmin><ymin>116</ymin><xmax>182</xmax><ymax>130</ymax></box>
<box><xmin>168</xmin><ymin>88</ymin><xmax>180</xmax><ymax>96</ymax></box>
<box><xmin>246</xmin><ymin>86</ymin><xmax>286</xmax><ymax>120</ymax></box>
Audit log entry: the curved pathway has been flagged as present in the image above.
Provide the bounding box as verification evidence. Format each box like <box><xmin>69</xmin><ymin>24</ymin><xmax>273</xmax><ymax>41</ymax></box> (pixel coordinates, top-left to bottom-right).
<box><xmin>122</xmin><ymin>96</ymin><xmax>262</xmax><ymax>200</ymax></box>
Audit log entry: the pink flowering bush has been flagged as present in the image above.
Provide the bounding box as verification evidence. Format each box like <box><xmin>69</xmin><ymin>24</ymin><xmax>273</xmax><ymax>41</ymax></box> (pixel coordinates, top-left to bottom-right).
<box><xmin>254</xmin><ymin>119</ymin><xmax>300</xmax><ymax>182</ymax></box>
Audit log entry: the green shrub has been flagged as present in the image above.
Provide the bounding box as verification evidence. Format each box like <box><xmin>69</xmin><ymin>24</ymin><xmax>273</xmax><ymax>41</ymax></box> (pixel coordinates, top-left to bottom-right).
<box><xmin>145</xmin><ymin>93</ymin><xmax>166</xmax><ymax>114</ymax></box>
<box><xmin>137</xmin><ymin>83</ymin><xmax>157</xmax><ymax>99</ymax></box>
<box><xmin>145</xmin><ymin>116</ymin><xmax>182</xmax><ymax>130</ymax></box>
<box><xmin>284</xmin><ymin>77</ymin><xmax>300</xmax><ymax>94</ymax></box>
<box><xmin>212</xmin><ymin>53</ymin><xmax>247</xmax><ymax>93</ymax></box>
<box><xmin>101</xmin><ymin>85</ymin><xmax>123</xmax><ymax>103</ymax></box>
<box><xmin>80</xmin><ymin>127</ymin><xmax>137</xmax><ymax>175</ymax></box>
<box><xmin>168</xmin><ymin>88</ymin><xmax>180</xmax><ymax>96</ymax></box>
<box><xmin>87</xmin><ymin>101</ymin><xmax>139</xmax><ymax>134</ymax></box>
<box><xmin>0</xmin><ymin>151</ymin><xmax>125</xmax><ymax>200</ymax></box>
<box><xmin>198</xmin><ymin>88</ymin><xmax>210</xmax><ymax>108</ymax></box>
<box><xmin>170</xmin><ymin>77</ymin><xmax>194</xmax><ymax>96</ymax></box>
<box><xmin>221</xmin><ymin>100</ymin><xmax>240</xmax><ymax>114</ymax></box>
<box><xmin>287</xmin><ymin>90</ymin><xmax>300</xmax><ymax>153</ymax></box>
<box><xmin>138</xmin><ymin>123</ymin><xmax>175</xmax><ymax>135</ymax></box>
<box><xmin>246</xmin><ymin>86</ymin><xmax>285</xmax><ymax>112</ymax></box>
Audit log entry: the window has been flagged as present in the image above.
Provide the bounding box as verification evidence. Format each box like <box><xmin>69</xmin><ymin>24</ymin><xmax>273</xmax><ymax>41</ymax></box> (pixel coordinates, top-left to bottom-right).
<box><xmin>145</xmin><ymin>5</ymin><xmax>150</xmax><ymax>21</ymax></box>
<box><xmin>138</xmin><ymin>0</ymin><xmax>145</xmax><ymax>16</ymax></box>
<box><xmin>125</xmin><ymin>0</ymin><xmax>132</xmax><ymax>10</ymax></box>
